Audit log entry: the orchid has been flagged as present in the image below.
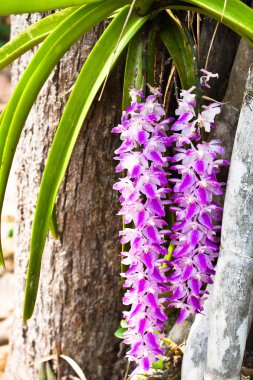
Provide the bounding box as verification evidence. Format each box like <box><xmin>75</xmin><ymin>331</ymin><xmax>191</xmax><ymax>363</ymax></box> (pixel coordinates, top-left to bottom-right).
<box><xmin>113</xmin><ymin>72</ymin><xmax>228</xmax><ymax>373</ymax></box>
<box><xmin>113</xmin><ymin>87</ymin><xmax>171</xmax><ymax>374</ymax></box>
<box><xmin>168</xmin><ymin>78</ymin><xmax>229</xmax><ymax>323</ymax></box>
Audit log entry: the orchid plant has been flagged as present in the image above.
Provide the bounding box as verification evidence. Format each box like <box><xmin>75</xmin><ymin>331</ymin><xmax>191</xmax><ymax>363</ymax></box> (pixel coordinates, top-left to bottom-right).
<box><xmin>113</xmin><ymin>71</ymin><xmax>228</xmax><ymax>374</ymax></box>
<box><xmin>0</xmin><ymin>0</ymin><xmax>252</xmax><ymax>360</ymax></box>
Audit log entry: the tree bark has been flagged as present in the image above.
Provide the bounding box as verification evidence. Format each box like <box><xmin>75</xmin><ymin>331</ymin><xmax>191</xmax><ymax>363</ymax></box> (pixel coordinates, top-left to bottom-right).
<box><xmin>6</xmin><ymin>13</ymin><xmax>125</xmax><ymax>380</ymax></box>
<box><xmin>180</xmin><ymin>35</ymin><xmax>253</xmax><ymax>380</ymax></box>
<box><xmin>204</xmin><ymin>66</ymin><xmax>253</xmax><ymax>380</ymax></box>
<box><xmin>181</xmin><ymin>290</ymin><xmax>212</xmax><ymax>380</ymax></box>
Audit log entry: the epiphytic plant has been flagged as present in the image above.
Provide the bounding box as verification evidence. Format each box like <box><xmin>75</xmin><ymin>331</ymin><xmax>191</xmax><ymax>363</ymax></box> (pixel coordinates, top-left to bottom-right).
<box><xmin>0</xmin><ymin>0</ymin><xmax>252</xmax><ymax>356</ymax></box>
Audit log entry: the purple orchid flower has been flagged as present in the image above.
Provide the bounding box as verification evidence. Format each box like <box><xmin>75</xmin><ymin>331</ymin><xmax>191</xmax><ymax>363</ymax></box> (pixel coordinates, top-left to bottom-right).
<box><xmin>113</xmin><ymin>86</ymin><xmax>171</xmax><ymax>374</ymax></box>
<box><xmin>168</xmin><ymin>75</ymin><xmax>228</xmax><ymax>322</ymax></box>
<box><xmin>113</xmin><ymin>72</ymin><xmax>227</xmax><ymax>375</ymax></box>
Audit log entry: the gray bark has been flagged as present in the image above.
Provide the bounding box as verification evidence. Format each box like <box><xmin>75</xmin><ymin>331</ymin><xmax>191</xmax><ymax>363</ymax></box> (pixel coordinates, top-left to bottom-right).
<box><xmin>6</xmin><ymin>13</ymin><xmax>125</xmax><ymax>380</ymax></box>
<box><xmin>213</xmin><ymin>38</ymin><xmax>253</xmax><ymax>182</ymax></box>
<box><xmin>204</xmin><ymin>66</ymin><xmax>253</xmax><ymax>380</ymax></box>
<box><xmin>199</xmin><ymin>0</ymin><xmax>252</xmax><ymax>102</ymax></box>
<box><xmin>181</xmin><ymin>38</ymin><xmax>253</xmax><ymax>380</ymax></box>
<box><xmin>199</xmin><ymin>20</ymin><xmax>240</xmax><ymax>102</ymax></box>
<box><xmin>167</xmin><ymin>317</ymin><xmax>194</xmax><ymax>346</ymax></box>
<box><xmin>181</xmin><ymin>291</ymin><xmax>212</xmax><ymax>380</ymax></box>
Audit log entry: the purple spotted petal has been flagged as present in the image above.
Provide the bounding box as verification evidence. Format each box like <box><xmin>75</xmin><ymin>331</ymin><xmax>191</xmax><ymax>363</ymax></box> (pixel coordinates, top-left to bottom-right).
<box><xmin>194</xmin><ymin>159</ymin><xmax>205</xmax><ymax>174</ymax></box>
<box><xmin>136</xmin><ymin>210</ymin><xmax>146</xmax><ymax>228</ymax></box>
<box><xmin>137</xmin><ymin>130</ymin><xmax>149</xmax><ymax>145</ymax></box>
<box><xmin>142</xmin><ymin>183</ymin><xmax>156</xmax><ymax>198</ymax></box>
<box><xmin>115</xmin><ymin>139</ymin><xmax>134</xmax><ymax>154</ymax></box>
<box><xmin>199</xmin><ymin>212</ymin><xmax>213</xmax><ymax>230</ymax></box>
<box><xmin>142</xmin><ymin>357</ymin><xmax>150</xmax><ymax>371</ymax></box>
<box><xmin>144</xmin><ymin>226</ymin><xmax>161</xmax><ymax>243</ymax></box>
<box><xmin>182</xmin><ymin>264</ymin><xmax>195</xmax><ymax>280</ymax></box>
<box><xmin>149</xmin><ymin>150</ymin><xmax>164</xmax><ymax>164</ymax></box>
<box><xmin>129</xmin><ymin>342</ymin><xmax>141</xmax><ymax>356</ymax></box>
<box><xmin>138</xmin><ymin>278</ymin><xmax>146</xmax><ymax>292</ymax></box>
<box><xmin>188</xmin><ymin>229</ymin><xmax>201</xmax><ymax>246</ymax></box>
<box><xmin>177</xmin><ymin>308</ymin><xmax>190</xmax><ymax>323</ymax></box>
<box><xmin>194</xmin><ymin>253</ymin><xmax>207</xmax><ymax>271</ymax></box>
<box><xmin>148</xmin><ymin>198</ymin><xmax>165</xmax><ymax>217</ymax></box>
<box><xmin>179</xmin><ymin>172</ymin><xmax>195</xmax><ymax>191</ymax></box>
<box><xmin>186</xmin><ymin>203</ymin><xmax>198</xmax><ymax>219</ymax></box>
<box><xmin>188</xmin><ymin>295</ymin><xmax>203</xmax><ymax>311</ymax></box>
<box><xmin>138</xmin><ymin>318</ymin><xmax>147</xmax><ymax>334</ymax></box>
<box><xmin>142</xmin><ymin>252</ymin><xmax>153</xmax><ymax>270</ymax></box>
<box><xmin>188</xmin><ymin>279</ymin><xmax>201</xmax><ymax>297</ymax></box>
<box><xmin>154</xmin><ymin>308</ymin><xmax>167</xmax><ymax>322</ymax></box>
<box><xmin>152</xmin><ymin>267</ymin><xmax>164</xmax><ymax>282</ymax></box>
<box><xmin>147</xmin><ymin>293</ymin><xmax>158</xmax><ymax>308</ymax></box>
<box><xmin>196</xmin><ymin>187</ymin><xmax>208</xmax><ymax>205</ymax></box>
<box><xmin>173</xmin><ymin>244</ymin><xmax>191</xmax><ymax>258</ymax></box>
<box><xmin>130</xmin><ymin>164</ymin><xmax>141</xmax><ymax>178</ymax></box>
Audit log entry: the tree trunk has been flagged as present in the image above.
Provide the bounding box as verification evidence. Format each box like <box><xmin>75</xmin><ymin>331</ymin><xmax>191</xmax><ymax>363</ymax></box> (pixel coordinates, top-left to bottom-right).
<box><xmin>181</xmin><ymin>289</ymin><xmax>212</xmax><ymax>380</ymax></box>
<box><xmin>6</xmin><ymin>13</ymin><xmax>126</xmax><ymax>380</ymax></box>
<box><xmin>204</xmin><ymin>66</ymin><xmax>253</xmax><ymax>380</ymax></box>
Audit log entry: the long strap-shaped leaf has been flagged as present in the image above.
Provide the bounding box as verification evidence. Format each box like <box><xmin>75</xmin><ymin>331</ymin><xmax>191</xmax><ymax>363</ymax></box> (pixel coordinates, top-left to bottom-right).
<box><xmin>122</xmin><ymin>28</ymin><xmax>144</xmax><ymax>110</ymax></box>
<box><xmin>0</xmin><ymin>7</ymin><xmax>79</xmax><ymax>70</ymax></box>
<box><xmin>146</xmin><ymin>20</ymin><xmax>158</xmax><ymax>86</ymax></box>
<box><xmin>167</xmin><ymin>0</ymin><xmax>253</xmax><ymax>44</ymax></box>
<box><xmin>23</xmin><ymin>6</ymin><xmax>149</xmax><ymax>321</ymax></box>
<box><xmin>0</xmin><ymin>0</ymin><xmax>129</xmax><ymax>267</ymax></box>
<box><xmin>0</xmin><ymin>0</ymin><xmax>104</xmax><ymax>15</ymax></box>
<box><xmin>183</xmin><ymin>0</ymin><xmax>253</xmax><ymax>42</ymax></box>
<box><xmin>159</xmin><ymin>12</ymin><xmax>196</xmax><ymax>90</ymax></box>
<box><xmin>121</xmin><ymin>27</ymin><xmax>144</xmax><ymax>279</ymax></box>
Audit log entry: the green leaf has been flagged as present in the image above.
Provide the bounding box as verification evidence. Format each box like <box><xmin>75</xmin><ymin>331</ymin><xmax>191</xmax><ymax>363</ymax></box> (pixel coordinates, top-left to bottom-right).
<box><xmin>185</xmin><ymin>0</ymin><xmax>253</xmax><ymax>42</ymax></box>
<box><xmin>0</xmin><ymin>1</ymin><xmax>129</xmax><ymax>267</ymax></box>
<box><xmin>0</xmin><ymin>0</ymin><xmax>107</xmax><ymax>15</ymax></box>
<box><xmin>0</xmin><ymin>23</ymin><xmax>10</xmax><ymax>38</ymax></box>
<box><xmin>48</xmin><ymin>206</ymin><xmax>59</xmax><ymax>239</ymax></box>
<box><xmin>60</xmin><ymin>354</ymin><xmax>87</xmax><ymax>380</ymax></box>
<box><xmin>159</xmin><ymin>11</ymin><xmax>196</xmax><ymax>90</ymax></box>
<box><xmin>146</xmin><ymin>19</ymin><xmax>158</xmax><ymax>86</ymax></box>
<box><xmin>167</xmin><ymin>0</ymin><xmax>253</xmax><ymax>44</ymax></box>
<box><xmin>0</xmin><ymin>7</ymin><xmax>78</xmax><ymax>70</ymax></box>
<box><xmin>122</xmin><ymin>28</ymin><xmax>144</xmax><ymax>110</ymax></box>
<box><xmin>45</xmin><ymin>363</ymin><xmax>57</xmax><ymax>380</ymax></box>
<box><xmin>152</xmin><ymin>355</ymin><xmax>163</xmax><ymax>370</ymax></box>
<box><xmin>23</xmin><ymin>6</ymin><xmax>149</xmax><ymax>321</ymax></box>
<box><xmin>135</xmin><ymin>0</ymin><xmax>156</xmax><ymax>16</ymax></box>
<box><xmin>121</xmin><ymin>25</ymin><xmax>147</xmax><ymax>276</ymax></box>
<box><xmin>120</xmin><ymin>319</ymin><xmax>128</xmax><ymax>328</ymax></box>
<box><xmin>39</xmin><ymin>363</ymin><xmax>47</xmax><ymax>380</ymax></box>
<box><xmin>114</xmin><ymin>327</ymin><xmax>128</xmax><ymax>339</ymax></box>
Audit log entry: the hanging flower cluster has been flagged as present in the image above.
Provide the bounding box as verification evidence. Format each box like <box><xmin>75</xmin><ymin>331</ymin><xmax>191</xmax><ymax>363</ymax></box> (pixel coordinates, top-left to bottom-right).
<box><xmin>112</xmin><ymin>87</ymin><xmax>172</xmax><ymax>374</ymax></box>
<box><xmin>112</xmin><ymin>72</ymin><xmax>228</xmax><ymax>374</ymax></box>
<box><xmin>167</xmin><ymin>81</ymin><xmax>229</xmax><ymax>322</ymax></box>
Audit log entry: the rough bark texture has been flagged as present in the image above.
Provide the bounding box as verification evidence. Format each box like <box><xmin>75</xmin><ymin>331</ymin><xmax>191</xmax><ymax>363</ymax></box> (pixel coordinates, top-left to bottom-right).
<box><xmin>167</xmin><ymin>317</ymin><xmax>193</xmax><ymax>346</ymax></box>
<box><xmin>6</xmin><ymin>13</ymin><xmax>126</xmax><ymax>380</ymax></box>
<box><xmin>204</xmin><ymin>67</ymin><xmax>253</xmax><ymax>380</ymax></box>
<box><xmin>213</xmin><ymin>38</ymin><xmax>253</xmax><ymax>186</ymax></box>
<box><xmin>199</xmin><ymin>20</ymin><xmax>240</xmax><ymax>102</ymax></box>
<box><xmin>199</xmin><ymin>0</ymin><xmax>252</xmax><ymax>102</ymax></box>
<box><xmin>180</xmin><ymin>38</ymin><xmax>253</xmax><ymax>380</ymax></box>
<box><xmin>181</xmin><ymin>290</ymin><xmax>212</xmax><ymax>380</ymax></box>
